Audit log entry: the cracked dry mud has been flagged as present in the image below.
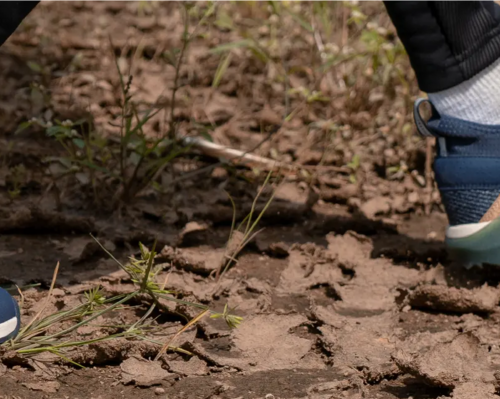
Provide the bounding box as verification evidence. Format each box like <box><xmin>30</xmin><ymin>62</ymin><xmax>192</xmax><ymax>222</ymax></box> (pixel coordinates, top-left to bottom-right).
<box><xmin>0</xmin><ymin>2</ymin><xmax>499</xmax><ymax>399</ymax></box>
<box><xmin>4</xmin><ymin>221</ymin><xmax>500</xmax><ymax>399</ymax></box>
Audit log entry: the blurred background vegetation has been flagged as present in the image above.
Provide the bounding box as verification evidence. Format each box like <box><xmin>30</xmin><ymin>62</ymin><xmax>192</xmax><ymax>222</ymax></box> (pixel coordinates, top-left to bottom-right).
<box><xmin>0</xmin><ymin>1</ymin><xmax>436</xmax><ymax>219</ymax></box>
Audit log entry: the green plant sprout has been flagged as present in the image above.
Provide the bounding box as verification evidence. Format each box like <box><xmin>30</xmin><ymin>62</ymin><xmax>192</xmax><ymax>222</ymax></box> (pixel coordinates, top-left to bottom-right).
<box><xmin>3</xmin><ymin>240</ymin><xmax>242</xmax><ymax>365</ymax></box>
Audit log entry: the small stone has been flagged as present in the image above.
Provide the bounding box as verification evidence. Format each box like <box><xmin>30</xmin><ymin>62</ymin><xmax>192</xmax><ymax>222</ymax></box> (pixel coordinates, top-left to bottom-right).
<box><xmin>155</xmin><ymin>387</ymin><xmax>166</xmax><ymax>395</ymax></box>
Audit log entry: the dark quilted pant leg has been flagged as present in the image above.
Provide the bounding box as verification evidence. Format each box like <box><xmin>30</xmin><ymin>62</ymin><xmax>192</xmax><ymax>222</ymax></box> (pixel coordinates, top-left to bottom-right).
<box><xmin>0</xmin><ymin>1</ymin><xmax>39</xmax><ymax>47</ymax></box>
<box><xmin>384</xmin><ymin>1</ymin><xmax>500</xmax><ymax>93</ymax></box>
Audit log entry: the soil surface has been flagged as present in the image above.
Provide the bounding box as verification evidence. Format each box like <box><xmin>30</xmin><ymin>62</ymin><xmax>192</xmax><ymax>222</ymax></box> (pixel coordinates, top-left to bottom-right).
<box><xmin>0</xmin><ymin>2</ymin><xmax>498</xmax><ymax>399</ymax></box>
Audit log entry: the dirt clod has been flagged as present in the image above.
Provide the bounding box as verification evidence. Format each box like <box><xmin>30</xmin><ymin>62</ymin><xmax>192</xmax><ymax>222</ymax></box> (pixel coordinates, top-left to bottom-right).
<box><xmin>195</xmin><ymin>314</ymin><xmax>324</xmax><ymax>372</ymax></box>
<box><xmin>62</xmin><ymin>237</ymin><xmax>98</xmax><ymax>263</ymax></box>
<box><xmin>449</xmin><ymin>382</ymin><xmax>498</xmax><ymax>399</ymax></box>
<box><xmin>120</xmin><ymin>356</ymin><xmax>175</xmax><ymax>387</ymax></box>
<box><xmin>360</xmin><ymin>196</ymin><xmax>391</xmax><ymax>219</ymax></box>
<box><xmin>167</xmin><ymin>356</ymin><xmax>208</xmax><ymax>376</ymax></box>
<box><xmin>22</xmin><ymin>381</ymin><xmax>60</xmax><ymax>393</ymax></box>
<box><xmin>408</xmin><ymin>284</ymin><xmax>500</xmax><ymax>314</ymax></box>
<box><xmin>71</xmin><ymin>339</ymin><xmax>161</xmax><ymax>366</ymax></box>
<box><xmin>160</xmin><ymin>245</ymin><xmax>223</xmax><ymax>276</ymax></box>
<box><xmin>393</xmin><ymin>333</ymin><xmax>497</xmax><ymax>389</ymax></box>
<box><xmin>320</xmin><ymin>312</ymin><xmax>401</xmax><ymax>383</ymax></box>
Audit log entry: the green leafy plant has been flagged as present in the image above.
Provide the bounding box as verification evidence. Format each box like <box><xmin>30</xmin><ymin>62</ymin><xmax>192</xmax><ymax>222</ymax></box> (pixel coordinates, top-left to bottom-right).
<box><xmin>6</xmin><ymin>164</ymin><xmax>27</xmax><ymax>199</ymax></box>
<box><xmin>215</xmin><ymin>171</ymin><xmax>277</xmax><ymax>282</ymax></box>
<box><xmin>5</xmin><ymin>240</ymin><xmax>242</xmax><ymax>364</ymax></box>
<box><xmin>347</xmin><ymin>154</ymin><xmax>360</xmax><ymax>183</ymax></box>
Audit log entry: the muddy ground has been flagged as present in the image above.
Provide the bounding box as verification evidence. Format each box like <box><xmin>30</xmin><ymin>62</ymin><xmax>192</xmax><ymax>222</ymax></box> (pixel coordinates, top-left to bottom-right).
<box><xmin>0</xmin><ymin>2</ymin><xmax>498</xmax><ymax>399</ymax></box>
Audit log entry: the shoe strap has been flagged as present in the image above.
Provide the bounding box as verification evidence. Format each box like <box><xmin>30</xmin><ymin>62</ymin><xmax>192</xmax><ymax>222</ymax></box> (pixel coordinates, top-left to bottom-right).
<box><xmin>414</xmin><ymin>97</ymin><xmax>500</xmax><ymax>159</ymax></box>
<box><xmin>414</xmin><ymin>98</ymin><xmax>448</xmax><ymax>156</ymax></box>
<box><xmin>414</xmin><ymin>98</ymin><xmax>436</xmax><ymax>138</ymax></box>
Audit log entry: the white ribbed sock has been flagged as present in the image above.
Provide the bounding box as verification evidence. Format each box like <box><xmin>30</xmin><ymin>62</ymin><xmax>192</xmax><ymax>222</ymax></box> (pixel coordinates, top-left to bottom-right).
<box><xmin>429</xmin><ymin>57</ymin><xmax>500</xmax><ymax>125</ymax></box>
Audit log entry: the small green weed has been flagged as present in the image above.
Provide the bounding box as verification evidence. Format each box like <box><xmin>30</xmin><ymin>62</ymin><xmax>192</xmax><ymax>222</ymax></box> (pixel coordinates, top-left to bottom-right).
<box><xmin>4</xmin><ymin>241</ymin><xmax>241</xmax><ymax>364</ymax></box>
<box><xmin>6</xmin><ymin>164</ymin><xmax>27</xmax><ymax>199</ymax></box>
<box><xmin>215</xmin><ymin>170</ymin><xmax>277</xmax><ymax>283</ymax></box>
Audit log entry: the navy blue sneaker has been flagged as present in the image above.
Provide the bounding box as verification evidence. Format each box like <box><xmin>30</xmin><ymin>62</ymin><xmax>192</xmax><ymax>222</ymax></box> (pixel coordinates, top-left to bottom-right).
<box><xmin>415</xmin><ymin>99</ymin><xmax>500</xmax><ymax>267</ymax></box>
<box><xmin>0</xmin><ymin>287</ymin><xmax>20</xmax><ymax>343</ymax></box>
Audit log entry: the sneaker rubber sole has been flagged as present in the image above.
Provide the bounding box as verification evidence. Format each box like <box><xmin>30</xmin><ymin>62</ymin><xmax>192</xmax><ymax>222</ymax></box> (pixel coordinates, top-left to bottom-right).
<box><xmin>0</xmin><ymin>287</ymin><xmax>20</xmax><ymax>343</ymax></box>
<box><xmin>446</xmin><ymin>217</ymin><xmax>500</xmax><ymax>268</ymax></box>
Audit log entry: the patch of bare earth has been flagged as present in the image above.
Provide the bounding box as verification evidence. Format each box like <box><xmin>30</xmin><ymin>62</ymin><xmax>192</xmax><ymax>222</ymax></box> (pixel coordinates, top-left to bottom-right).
<box><xmin>0</xmin><ymin>2</ymin><xmax>499</xmax><ymax>399</ymax></box>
